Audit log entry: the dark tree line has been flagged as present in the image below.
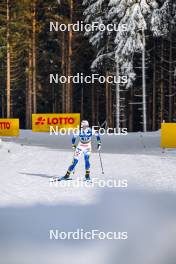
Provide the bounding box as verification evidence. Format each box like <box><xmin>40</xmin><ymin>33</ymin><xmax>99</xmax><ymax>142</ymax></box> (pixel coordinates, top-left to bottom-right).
<box><xmin>0</xmin><ymin>0</ymin><xmax>176</xmax><ymax>131</ymax></box>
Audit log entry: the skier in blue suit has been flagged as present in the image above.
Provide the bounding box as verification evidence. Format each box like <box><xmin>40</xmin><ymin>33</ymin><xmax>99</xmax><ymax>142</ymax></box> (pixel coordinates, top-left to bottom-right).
<box><xmin>62</xmin><ymin>120</ymin><xmax>101</xmax><ymax>181</ymax></box>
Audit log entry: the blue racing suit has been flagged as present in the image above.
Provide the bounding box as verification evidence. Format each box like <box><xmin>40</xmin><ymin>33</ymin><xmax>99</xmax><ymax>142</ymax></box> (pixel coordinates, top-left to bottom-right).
<box><xmin>67</xmin><ymin>128</ymin><xmax>101</xmax><ymax>176</ymax></box>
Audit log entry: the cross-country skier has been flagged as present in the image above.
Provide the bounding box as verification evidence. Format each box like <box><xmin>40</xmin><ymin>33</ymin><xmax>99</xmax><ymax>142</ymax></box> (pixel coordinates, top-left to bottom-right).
<box><xmin>59</xmin><ymin>120</ymin><xmax>101</xmax><ymax>182</ymax></box>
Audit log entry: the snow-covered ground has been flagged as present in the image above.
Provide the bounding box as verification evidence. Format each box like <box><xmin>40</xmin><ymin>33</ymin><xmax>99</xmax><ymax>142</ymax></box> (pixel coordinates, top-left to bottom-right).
<box><xmin>0</xmin><ymin>130</ymin><xmax>176</xmax><ymax>264</ymax></box>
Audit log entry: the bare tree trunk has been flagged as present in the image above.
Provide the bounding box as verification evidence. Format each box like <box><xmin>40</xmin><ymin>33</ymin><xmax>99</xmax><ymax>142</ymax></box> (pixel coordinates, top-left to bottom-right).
<box><xmin>91</xmin><ymin>83</ymin><xmax>98</xmax><ymax>125</ymax></box>
<box><xmin>129</xmin><ymin>89</ymin><xmax>133</xmax><ymax>132</ymax></box>
<box><xmin>1</xmin><ymin>91</ymin><xmax>5</xmax><ymax>118</ymax></box>
<box><xmin>26</xmin><ymin>70</ymin><xmax>28</xmax><ymax>127</ymax></box>
<box><xmin>160</xmin><ymin>39</ymin><xmax>164</xmax><ymax>124</ymax></box>
<box><xmin>122</xmin><ymin>90</ymin><xmax>127</xmax><ymax>128</ymax></box>
<box><xmin>26</xmin><ymin>42</ymin><xmax>32</xmax><ymax>129</ymax></box>
<box><xmin>91</xmin><ymin>84</ymin><xmax>95</xmax><ymax>125</ymax></box>
<box><xmin>152</xmin><ymin>39</ymin><xmax>156</xmax><ymax>131</ymax></box>
<box><xmin>142</xmin><ymin>29</ymin><xmax>147</xmax><ymax>132</ymax></box>
<box><xmin>116</xmin><ymin>60</ymin><xmax>120</xmax><ymax>129</ymax></box>
<box><xmin>109</xmin><ymin>84</ymin><xmax>113</xmax><ymax>127</ymax></box>
<box><xmin>66</xmin><ymin>0</ymin><xmax>73</xmax><ymax>113</ymax></box>
<box><xmin>61</xmin><ymin>32</ymin><xmax>65</xmax><ymax>113</ymax></box>
<box><xmin>96</xmin><ymin>85</ymin><xmax>99</xmax><ymax>125</ymax></box>
<box><xmin>81</xmin><ymin>84</ymin><xmax>84</xmax><ymax>119</ymax></box>
<box><xmin>169</xmin><ymin>34</ymin><xmax>173</xmax><ymax>122</ymax></box>
<box><xmin>32</xmin><ymin>0</ymin><xmax>37</xmax><ymax>113</ymax></box>
<box><xmin>174</xmin><ymin>71</ymin><xmax>176</xmax><ymax>119</ymax></box>
<box><xmin>6</xmin><ymin>0</ymin><xmax>11</xmax><ymax>118</ymax></box>
<box><xmin>52</xmin><ymin>86</ymin><xmax>55</xmax><ymax>112</ymax></box>
<box><xmin>105</xmin><ymin>71</ymin><xmax>109</xmax><ymax>126</ymax></box>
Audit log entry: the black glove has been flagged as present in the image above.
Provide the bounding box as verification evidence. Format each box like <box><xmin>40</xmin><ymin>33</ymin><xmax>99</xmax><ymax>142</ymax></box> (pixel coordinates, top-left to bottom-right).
<box><xmin>97</xmin><ymin>143</ymin><xmax>101</xmax><ymax>151</ymax></box>
<box><xmin>72</xmin><ymin>144</ymin><xmax>76</xmax><ymax>150</ymax></box>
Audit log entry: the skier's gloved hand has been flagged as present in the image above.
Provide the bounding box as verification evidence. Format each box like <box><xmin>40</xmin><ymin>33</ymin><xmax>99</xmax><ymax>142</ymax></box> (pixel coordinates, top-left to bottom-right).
<box><xmin>72</xmin><ymin>144</ymin><xmax>76</xmax><ymax>150</ymax></box>
<box><xmin>97</xmin><ymin>143</ymin><xmax>101</xmax><ymax>151</ymax></box>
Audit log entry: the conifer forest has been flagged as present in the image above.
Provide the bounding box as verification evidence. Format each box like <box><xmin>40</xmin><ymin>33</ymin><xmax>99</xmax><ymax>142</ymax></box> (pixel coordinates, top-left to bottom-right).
<box><xmin>0</xmin><ymin>0</ymin><xmax>176</xmax><ymax>131</ymax></box>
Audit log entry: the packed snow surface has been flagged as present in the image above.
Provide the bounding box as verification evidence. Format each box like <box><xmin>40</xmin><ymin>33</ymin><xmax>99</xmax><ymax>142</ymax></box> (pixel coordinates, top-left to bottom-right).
<box><xmin>0</xmin><ymin>130</ymin><xmax>176</xmax><ymax>264</ymax></box>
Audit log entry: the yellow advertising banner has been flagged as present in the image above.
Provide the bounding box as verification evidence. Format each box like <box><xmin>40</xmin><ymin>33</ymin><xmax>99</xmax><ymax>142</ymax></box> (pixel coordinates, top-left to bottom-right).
<box><xmin>0</xmin><ymin>119</ymin><xmax>20</xmax><ymax>137</ymax></box>
<box><xmin>32</xmin><ymin>113</ymin><xmax>80</xmax><ymax>132</ymax></box>
<box><xmin>161</xmin><ymin>123</ymin><xmax>176</xmax><ymax>148</ymax></box>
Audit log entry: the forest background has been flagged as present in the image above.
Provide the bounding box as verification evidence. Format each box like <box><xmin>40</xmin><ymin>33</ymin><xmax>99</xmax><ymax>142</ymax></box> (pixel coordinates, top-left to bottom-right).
<box><xmin>0</xmin><ymin>0</ymin><xmax>176</xmax><ymax>131</ymax></box>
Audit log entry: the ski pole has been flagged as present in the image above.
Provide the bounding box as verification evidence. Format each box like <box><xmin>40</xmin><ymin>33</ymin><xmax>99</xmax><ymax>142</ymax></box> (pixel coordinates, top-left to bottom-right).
<box><xmin>98</xmin><ymin>150</ymin><xmax>104</xmax><ymax>174</ymax></box>
<box><xmin>72</xmin><ymin>148</ymin><xmax>76</xmax><ymax>175</ymax></box>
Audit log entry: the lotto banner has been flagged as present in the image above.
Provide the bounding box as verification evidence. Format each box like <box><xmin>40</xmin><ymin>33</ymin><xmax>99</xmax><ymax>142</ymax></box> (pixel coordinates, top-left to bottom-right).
<box><xmin>32</xmin><ymin>113</ymin><xmax>80</xmax><ymax>132</ymax></box>
<box><xmin>161</xmin><ymin>123</ymin><xmax>176</xmax><ymax>148</ymax></box>
<box><xmin>0</xmin><ymin>119</ymin><xmax>20</xmax><ymax>137</ymax></box>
